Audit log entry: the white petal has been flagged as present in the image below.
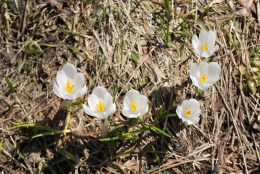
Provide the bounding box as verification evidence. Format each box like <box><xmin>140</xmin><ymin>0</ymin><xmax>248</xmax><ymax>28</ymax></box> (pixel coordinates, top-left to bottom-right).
<box><xmin>136</xmin><ymin>95</ymin><xmax>149</xmax><ymax>113</ymax></box>
<box><xmin>179</xmin><ymin>112</ymin><xmax>198</xmax><ymax>125</ymax></box>
<box><xmin>207</xmin><ymin>30</ymin><xmax>216</xmax><ymax>49</ymax></box>
<box><xmin>62</xmin><ymin>63</ymin><xmax>77</xmax><ymax>79</ymax></box>
<box><xmin>190</xmin><ymin>68</ymin><xmax>200</xmax><ymax>88</ymax></box>
<box><xmin>199</xmin><ymin>83</ymin><xmax>212</xmax><ymax>90</ymax></box>
<box><xmin>122</xmin><ymin>105</ymin><xmax>142</xmax><ymax>118</ymax></box>
<box><xmin>181</xmin><ymin>100</ymin><xmax>191</xmax><ymax>110</ymax></box>
<box><xmin>193</xmin><ymin>107</ymin><xmax>201</xmax><ymax>118</ymax></box>
<box><xmin>189</xmin><ymin>63</ymin><xmax>204</xmax><ymax>89</ymax></box>
<box><xmin>207</xmin><ymin>62</ymin><xmax>221</xmax><ymax>84</ymax></box>
<box><xmin>208</xmin><ymin>45</ymin><xmax>219</xmax><ymax>56</ymax></box>
<box><xmin>75</xmin><ymin>85</ymin><xmax>87</xmax><ymax>98</ymax></box>
<box><xmin>122</xmin><ymin>105</ymin><xmax>136</xmax><ymax>118</ymax></box>
<box><xmin>122</xmin><ymin>108</ymin><xmax>131</xmax><ymax>118</ymax></box>
<box><xmin>92</xmin><ymin>86</ymin><xmax>108</xmax><ymax>99</ymax></box>
<box><xmin>190</xmin><ymin>63</ymin><xmax>200</xmax><ymax>81</ymax></box>
<box><xmin>196</xmin><ymin>46</ymin><xmax>203</xmax><ymax>57</ymax></box>
<box><xmin>192</xmin><ymin>81</ymin><xmax>201</xmax><ymax>89</ymax></box>
<box><xmin>88</xmin><ymin>94</ymin><xmax>100</xmax><ymax>111</ymax></box>
<box><xmin>123</xmin><ymin>111</ymin><xmax>140</xmax><ymax>118</ymax></box>
<box><xmin>214</xmin><ymin>45</ymin><xmax>219</xmax><ymax>52</ymax></box>
<box><xmin>105</xmin><ymin>103</ymin><xmax>116</xmax><ymax>117</ymax></box>
<box><xmin>201</xmin><ymin>51</ymin><xmax>212</xmax><ymax>58</ymax></box>
<box><xmin>53</xmin><ymin>84</ymin><xmax>65</xmax><ymax>99</ymax></box>
<box><xmin>188</xmin><ymin>99</ymin><xmax>200</xmax><ymax>108</ymax></box>
<box><xmin>98</xmin><ymin>108</ymin><xmax>115</xmax><ymax>119</ymax></box>
<box><xmin>70</xmin><ymin>73</ymin><xmax>85</xmax><ymax>95</ymax></box>
<box><xmin>56</xmin><ymin>70</ymin><xmax>67</xmax><ymax>90</ymax></box>
<box><xmin>192</xmin><ymin>117</ymin><xmax>200</xmax><ymax>124</ymax></box>
<box><xmin>126</xmin><ymin>89</ymin><xmax>140</xmax><ymax>101</ymax></box>
<box><xmin>190</xmin><ymin>79</ymin><xmax>200</xmax><ymax>89</ymax></box>
<box><xmin>85</xmin><ymin>86</ymin><xmax>115</xmax><ymax>119</ymax></box>
<box><xmin>103</xmin><ymin>92</ymin><xmax>114</xmax><ymax>111</ymax></box>
<box><xmin>123</xmin><ymin>95</ymin><xmax>132</xmax><ymax>111</ymax></box>
<box><xmin>192</xmin><ymin>35</ymin><xmax>200</xmax><ymax>55</ymax></box>
<box><xmin>122</xmin><ymin>90</ymin><xmax>149</xmax><ymax>118</ymax></box>
<box><xmin>63</xmin><ymin>93</ymin><xmax>78</xmax><ymax>100</ymax></box>
<box><xmin>179</xmin><ymin>113</ymin><xmax>193</xmax><ymax>125</ymax></box>
<box><xmin>176</xmin><ymin>105</ymin><xmax>182</xmax><ymax>118</ymax></box>
<box><xmin>83</xmin><ymin>104</ymin><xmax>105</xmax><ymax>119</ymax></box>
<box><xmin>186</xmin><ymin>119</ymin><xmax>195</xmax><ymax>125</ymax></box>
<box><xmin>138</xmin><ymin>95</ymin><xmax>148</xmax><ymax>105</ymax></box>
<box><xmin>189</xmin><ymin>111</ymin><xmax>200</xmax><ymax>124</ymax></box>
<box><xmin>122</xmin><ymin>89</ymin><xmax>141</xmax><ymax>116</ymax></box>
<box><xmin>139</xmin><ymin>105</ymin><xmax>149</xmax><ymax>117</ymax></box>
<box><xmin>198</xmin><ymin>61</ymin><xmax>209</xmax><ymax>75</ymax></box>
<box><xmin>132</xmin><ymin>113</ymin><xmax>142</xmax><ymax>118</ymax></box>
<box><xmin>188</xmin><ymin>99</ymin><xmax>201</xmax><ymax>116</ymax></box>
<box><xmin>199</xmin><ymin>29</ymin><xmax>208</xmax><ymax>42</ymax></box>
<box><xmin>98</xmin><ymin>112</ymin><xmax>109</xmax><ymax>119</ymax></box>
<box><xmin>176</xmin><ymin>99</ymin><xmax>201</xmax><ymax>125</ymax></box>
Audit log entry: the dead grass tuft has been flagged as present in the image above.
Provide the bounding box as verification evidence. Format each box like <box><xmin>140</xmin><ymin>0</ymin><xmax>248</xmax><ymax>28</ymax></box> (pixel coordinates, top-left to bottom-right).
<box><xmin>0</xmin><ymin>0</ymin><xmax>259</xmax><ymax>173</ymax></box>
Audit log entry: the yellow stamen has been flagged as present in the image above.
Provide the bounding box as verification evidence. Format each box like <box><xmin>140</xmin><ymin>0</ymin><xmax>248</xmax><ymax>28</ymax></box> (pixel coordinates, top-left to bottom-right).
<box><xmin>201</xmin><ymin>42</ymin><xmax>208</xmax><ymax>52</ymax></box>
<box><xmin>131</xmin><ymin>102</ymin><xmax>137</xmax><ymax>111</ymax></box>
<box><xmin>96</xmin><ymin>100</ymin><xmax>104</xmax><ymax>113</ymax></box>
<box><xmin>200</xmin><ymin>74</ymin><xmax>207</xmax><ymax>84</ymax></box>
<box><xmin>66</xmin><ymin>80</ymin><xmax>74</xmax><ymax>94</ymax></box>
<box><xmin>185</xmin><ymin>110</ymin><xmax>192</xmax><ymax>117</ymax></box>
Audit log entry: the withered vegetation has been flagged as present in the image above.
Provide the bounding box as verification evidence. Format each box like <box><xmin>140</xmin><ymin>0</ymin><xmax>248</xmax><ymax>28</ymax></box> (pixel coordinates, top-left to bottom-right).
<box><xmin>0</xmin><ymin>0</ymin><xmax>259</xmax><ymax>173</ymax></box>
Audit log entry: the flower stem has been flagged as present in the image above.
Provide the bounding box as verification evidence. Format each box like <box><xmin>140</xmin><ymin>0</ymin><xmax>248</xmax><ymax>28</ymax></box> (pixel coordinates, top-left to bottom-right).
<box><xmin>101</xmin><ymin>119</ymin><xmax>110</xmax><ymax>137</ymax></box>
<box><xmin>64</xmin><ymin>106</ymin><xmax>71</xmax><ymax>135</ymax></box>
<box><xmin>129</xmin><ymin>118</ymin><xmax>142</xmax><ymax>126</ymax></box>
<box><xmin>198</xmin><ymin>88</ymin><xmax>204</xmax><ymax>97</ymax></box>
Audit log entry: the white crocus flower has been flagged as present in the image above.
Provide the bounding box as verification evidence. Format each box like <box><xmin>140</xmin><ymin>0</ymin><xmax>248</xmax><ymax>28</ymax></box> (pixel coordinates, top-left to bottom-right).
<box><xmin>190</xmin><ymin>61</ymin><xmax>221</xmax><ymax>90</ymax></box>
<box><xmin>53</xmin><ymin>63</ymin><xmax>87</xmax><ymax>100</ymax></box>
<box><xmin>83</xmin><ymin>86</ymin><xmax>116</xmax><ymax>119</ymax></box>
<box><xmin>176</xmin><ymin>99</ymin><xmax>201</xmax><ymax>125</ymax></box>
<box><xmin>122</xmin><ymin>89</ymin><xmax>149</xmax><ymax>118</ymax></box>
<box><xmin>192</xmin><ymin>30</ymin><xmax>218</xmax><ymax>58</ymax></box>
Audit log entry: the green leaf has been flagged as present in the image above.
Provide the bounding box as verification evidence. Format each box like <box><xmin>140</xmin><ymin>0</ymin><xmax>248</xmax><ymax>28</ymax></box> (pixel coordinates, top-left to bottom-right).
<box><xmin>58</xmin><ymin>149</ymin><xmax>78</xmax><ymax>163</ymax></box>
<box><xmin>99</xmin><ymin>129</ymin><xmax>144</xmax><ymax>142</ymax></box>
<box><xmin>0</xmin><ymin>139</ymin><xmax>4</xmax><ymax>152</ymax></box>
<box><xmin>129</xmin><ymin>53</ymin><xmax>140</xmax><ymax>64</ymax></box>
<box><xmin>11</xmin><ymin>122</ymin><xmax>71</xmax><ymax>139</ymax></box>
<box><xmin>63</xmin><ymin>107</ymin><xmax>71</xmax><ymax>134</ymax></box>
<box><xmin>99</xmin><ymin>136</ymin><xmax>120</xmax><ymax>142</ymax></box>
<box><xmin>32</xmin><ymin>130</ymin><xmax>70</xmax><ymax>139</ymax></box>
<box><xmin>11</xmin><ymin>122</ymin><xmax>50</xmax><ymax>131</ymax></box>
<box><xmin>4</xmin><ymin>76</ymin><xmax>16</xmax><ymax>92</ymax></box>
<box><xmin>17</xmin><ymin>152</ymin><xmax>25</xmax><ymax>160</ymax></box>
<box><xmin>144</xmin><ymin>124</ymin><xmax>171</xmax><ymax>138</ymax></box>
<box><xmin>61</xmin><ymin>99</ymin><xmax>85</xmax><ymax>108</ymax></box>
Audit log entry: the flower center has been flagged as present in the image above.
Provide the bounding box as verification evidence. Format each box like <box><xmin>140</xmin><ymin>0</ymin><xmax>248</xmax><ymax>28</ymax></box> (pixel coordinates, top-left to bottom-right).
<box><xmin>200</xmin><ymin>74</ymin><xmax>207</xmax><ymax>84</ymax></box>
<box><xmin>96</xmin><ymin>100</ymin><xmax>104</xmax><ymax>113</ymax></box>
<box><xmin>131</xmin><ymin>102</ymin><xmax>137</xmax><ymax>111</ymax></box>
<box><xmin>66</xmin><ymin>80</ymin><xmax>74</xmax><ymax>94</ymax></box>
<box><xmin>201</xmin><ymin>42</ymin><xmax>208</xmax><ymax>52</ymax></box>
<box><xmin>185</xmin><ymin>109</ymin><xmax>192</xmax><ymax>117</ymax></box>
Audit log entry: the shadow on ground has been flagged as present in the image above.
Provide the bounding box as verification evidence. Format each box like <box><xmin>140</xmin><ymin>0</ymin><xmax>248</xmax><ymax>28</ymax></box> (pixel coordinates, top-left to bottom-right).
<box><xmin>139</xmin><ymin>85</ymin><xmax>188</xmax><ymax>170</ymax></box>
<box><xmin>16</xmin><ymin>108</ymin><xmax>126</xmax><ymax>173</ymax></box>
<box><xmin>15</xmin><ymin>85</ymin><xmax>190</xmax><ymax>173</ymax></box>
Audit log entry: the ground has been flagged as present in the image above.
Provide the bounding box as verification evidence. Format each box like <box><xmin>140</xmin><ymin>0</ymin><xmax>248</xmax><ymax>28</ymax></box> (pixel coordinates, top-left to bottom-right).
<box><xmin>0</xmin><ymin>0</ymin><xmax>260</xmax><ymax>174</ymax></box>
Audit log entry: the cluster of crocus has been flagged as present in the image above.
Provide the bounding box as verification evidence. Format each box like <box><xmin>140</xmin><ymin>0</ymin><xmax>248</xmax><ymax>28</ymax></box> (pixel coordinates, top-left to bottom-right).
<box><xmin>53</xmin><ymin>63</ymin><xmax>149</xmax><ymax>120</ymax></box>
<box><xmin>176</xmin><ymin>29</ymin><xmax>221</xmax><ymax>125</ymax></box>
<box><xmin>54</xmin><ymin>30</ymin><xmax>221</xmax><ymax>127</ymax></box>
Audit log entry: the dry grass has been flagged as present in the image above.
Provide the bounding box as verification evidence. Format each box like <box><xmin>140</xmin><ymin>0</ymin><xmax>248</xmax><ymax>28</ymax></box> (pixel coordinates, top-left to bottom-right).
<box><xmin>0</xmin><ymin>0</ymin><xmax>260</xmax><ymax>173</ymax></box>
